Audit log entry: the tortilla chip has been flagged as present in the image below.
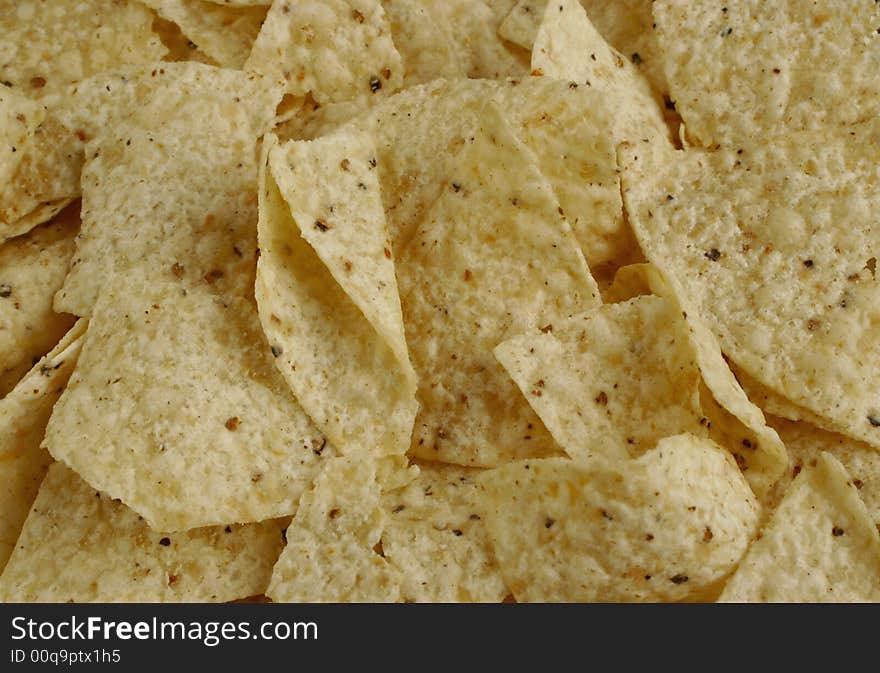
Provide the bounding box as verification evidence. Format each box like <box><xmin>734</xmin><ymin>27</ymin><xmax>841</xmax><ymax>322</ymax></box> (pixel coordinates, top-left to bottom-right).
<box><xmin>380</xmin><ymin>462</ymin><xmax>508</xmax><ymax>602</ymax></box>
<box><xmin>531</xmin><ymin>0</ymin><xmax>669</xmax><ymax>145</ymax></box>
<box><xmin>398</xmin><ymin>102</ymin><xmax>599</xmax><ymax>467</ymax></box>
<box><xmin>621</xmin><ymin>120</ymin><xmax>880</xmax><ymax>450</ymax></box>
<box><xmin>479</xmin><ymin>434</ymin><xmax>760</xmax><ymax>602</ymax></box>
<box><xmin>0</xmin><ymin>463</ymin><xmax>286</xmax><ymax>602</ymax></box>
<box><xmin>0</xmin><ymin>321</ymin><xmax>86</xmax><ymax>572</ymax></box>
<box><xmin>765</xmin><ymin>418</ymin><xmax>880</xmax><ymax>525</ymax></box>
<box><xmin>636</xmin><ymin>263</ymin><xmax>788</xmax><ymax>495</ymax></box>
<box><xmin>44</xmin><ymin>274</ymin><xmax>337</xmax><ymax>531</ymax></box>
<box><xmin>720</xmin><ymin>453</ymin><xmax>880</xmax><ymax>602</ymax></box>
<box><xmin>0</xmin><ymin>88</ymin><xmax>44</xmax><ymax>188</ymax></box>
<box><xmin>654</xmin><ymin>0</ymin><xmax>880</xmax><ymax>148</ymax></box>
<box><xmin>495</xmin><ymin>296</ymin><xmax>706</xmax><ymax>463</ymax></box>
<box><xmin>0</xmin><ymin>203</ymin><xmax>78</xmax><ymax>396</ymax></box>
<box><xmin>0</xmin><ymin>0</ymin><xmax>166</xmax><ymax>97</ymax></box>
<box><xmin>246</xmin><ymin>0</ymin><xmax>403</xmax><ymax>104</ymax></box>
<box><xmin>382</xmin><ymin>0</ymin><xmax>468</xmax><ymax>85</ymax></box>
<box><xmin>498</xmin><ymin>0</ymin><xmax>543</xmax><ymax>50</ymax></box>
<box><xmin>140</xmin><ymin>0</ymin><xmax>267</xmax><ymax>69</ymax></box>
<box><xmin>268</xmin><ymin>457</ymin><xmax>399</xmax><ymax>602</ymax></box>
<box><xmin>434</xmin><ymin>0</ymin><xmax>529</xmax><ymax>79</ymax></box>
<box><xmin>257</xmin><ymin>131</ymin><xmax>417</xmax><ymax>458</ymax></box>
<box><xmin>53</xmin><ymin>64</ymin><xmax>283</xmax><ymax>317</ymax></box>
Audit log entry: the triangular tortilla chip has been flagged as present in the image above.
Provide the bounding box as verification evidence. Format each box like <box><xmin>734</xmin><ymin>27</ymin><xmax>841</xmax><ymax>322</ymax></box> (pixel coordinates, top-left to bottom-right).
<box><xmin>0</xmin><ymin>320</ymin><xmax>86</xmax><ymax>572</ymax></box>
<box><xmin>720</xmin><ymin>453</ymin><xmax>880</xmax><ymax>602</ymax></box>
<box><xmin>267</xmin><ymin>457</ymin><xmax>399</xmax><ymax>602</ymax></box>
<box><xmin>397</xmin><ymin>102</ymin><xmax>599</xmax><ymax>467</ymax></box>
<box><xmin>0</xmin><ymin>89</ymin><xmax>44</xmax><ymax>190</ymax></box>
<box><xmin>44</xmin><ymin>274</ymin><xmax>337</xmax><ymax>531</ymax></box>
<box><xmin>257</xmin><ymin>130</ymin><xmax>417</xmax><ymax>458</ymax></box>
<box><xmin>140</xmin><ymin>0</ymin><xmax>267</xmax><ymax>69</ymax></box>
<box><xmin>653</xmin><ymin>0</ymin><xmax>880</xmax><ymax>148</ymax></box>
<box><xmin>531</xmin><ymin>0</ymin><xmax>669</xmax><ymax>145</ymax></box>
<box><xmin>0</xmin><ymin>463</ymin><xmax>286</xmax><ymax>602</ymax></box>
<box><xmin>766</xmin><ymin>418</ymin><xmax>880</xmax><ymax>525</ymax></box>
<box><xmin>621</xmin><ymin>120</ymin><xmax>880</xmax><ymax>450</ymax></box>
<box><xmin>246</xmin><ymin>0</ymin><xmax>403</xmax><ymax>104</ymax></box>
<box><xmin>479</xmin><ymin>434</ymin><xmax>760</xmax><ymax>602</ymax></box>
<box><xmin>0</xmin><ymin>203</ymin><xmax>78</xmax><ymax>396</ymax></box>
<box><xmin>380</xmin><ymin>462</ymin><xmax>508</xmax><ymax>602</ymax></box>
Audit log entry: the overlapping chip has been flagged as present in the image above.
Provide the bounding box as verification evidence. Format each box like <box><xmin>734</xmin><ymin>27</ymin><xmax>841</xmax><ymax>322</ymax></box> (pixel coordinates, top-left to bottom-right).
<box><xmin>257</xmin><ymin>130</ymin><xmax>417</xmax><ymax>459</ymax></box>
<box><xmin>397</xmin><ymin>102</ymin><xmax>599</xmax><ymax>466</ymax></box>
<box><xmin>0</xmin><ymin>203</ymin><xmax>78</xmax><ymax>396</ymax></box>
<box><xmin>621</xmin><ymin>120</ymin><xmax>880</xmax><ymax>450</ymax></box>
<box><xmin>720</xmin><ymin>454</ymin><xmax>880</xmax><ymax>602</ymax></box>
<box><xmin>479</xmin><ymin>434</ymin><xmax>760</xmax><ymax>602</ymax></box>
<box><xmin>0</xmin><ymin>320</ymin><xmax>86</xmax><ymax>572</ymax></box>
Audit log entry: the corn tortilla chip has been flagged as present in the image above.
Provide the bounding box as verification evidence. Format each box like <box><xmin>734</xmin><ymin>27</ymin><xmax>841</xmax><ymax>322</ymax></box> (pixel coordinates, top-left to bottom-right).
<box><xmin>0</xmin><ymin>463</ymin><xmax>286</xmax><ymax>602</ymax></box>
<box><xmin>257</xmin><ymin>131</ymin><xmax>417</xmax><ymax>458</ymax></box>
<box><xmin>268</xmin><ymin>457</ymin><xmax>399</xmax><ymax>602</ymax></box>
<box><xmin>246</xmin><ymin>0</ymin><xmax>403</xmax><ymax>104</ymax></box>
<box><xmin>621</xmin><ymin>120</ymin><xmax>880</xmax><ymax>450</ymax></box>
<box><xmin>531</xmin><ymin>0</ymin><xmax>669</xmax><ymax>145</ymax></box>
<box><xmin>0</xmin><ymin>203</ymin><xmax>78</xmax><ymax>397</ymax></box>
<box><xmin>766</xmin><ymin>418</ymin><xmax>880</xmax><ymax>526</ymax></box>
<box><xmin>380</xmin><ymin>462</ymin><xmax>508</xmax><ymax>602</ymax></box>
<box><xmin>140</xmin><ymin>0</ymin><xmax>267</xmax><ymax>69</ymax></box>
<box><xmin>0</xmin><ymin>321</ymin><xmax>86</xmax><ymax>572</ymax></box>
<box><xmin>495</xmin><ymin>296</ymin><xmax>706</xmax><ymax>463</ymax></box>
<box><xmin>653</xmin><ymin>0</ymin><xmax>880</xmax><ymax>148</ymax></box>
<box><xmin>53</xmin><ymin>64</ymin><xmax>283</xmax><ymax>317</ymax></box>
<box><xmin>44</xmin><ymin>274</ymin><xmax>338</xmax><ymax>531</ymax></box>
<box><xmin>0</xmin><ymin>88</ymin><xmax>44</xmax><ymax>189</ymax></box>
<box><xmin>398</xmin><ymin>102</ymin><xmax>599</xmax><ymax>467</ymax></box>
<box><xmin>382</xmin><ymin>0</ymin><xmax>468</xmax><ymax>86</ymax></box>
<box><xmin>719</xmin><ymin>453</ymin><xmax>880</xmax><ymax>602</ymax></box>
<box><xmin>479</xmin><ymin>434</ymin><xmax>760</xmax><ymax>602</ymax></box>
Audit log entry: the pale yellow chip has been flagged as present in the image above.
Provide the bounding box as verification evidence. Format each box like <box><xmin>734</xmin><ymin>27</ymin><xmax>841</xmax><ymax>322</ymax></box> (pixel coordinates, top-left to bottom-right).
<box><xmin>268</xmin><ymin>457</ymin><xmax>399</xmax><ymax>603</ymax></box>
<box><xmin>495</xmin><ymin>296</ymin><xmax>706</xmax><ymax>462</ymax></box>
<box><xmin>397</xmin><ymin>102</ymin><xmax>599</xmax><ymax>467</ymax></box>
<box><xmin>140</xmin><ymin>0</ymin><xmax>267</xmax><ymax>69</ymax></box>
<box><xmin>246</xmin><ymin>0</ymin><xmax>403</xmax><ymax>104</ymax></box>
<box><xmin>720</xmin><ymin>453</ymin><xmax>880</xmax><ymax>602</ymax></box>
<box><xmin>631</xmin><ymin>263</ymin><xmax>788</xmax><ymax>495</ymax></box>
<box><xmin>0</xmin><ymin>463</ymin><xmax>286</xmax><ymax>602</ymax></box>
<box><xmin>500</xmin><ymin>0</ymin><xmax>669</xmax><ymax>99</ymax></box>
<box><xmin>432</xmin><ymin>0</ymin><xmax>529</xmax><ymax>79</ymax></box>
<box><xmin>257</xmin><ymin>131</ymin><xmax>417</xmax><ymax>458</ymax></box>
<box><xmin>654</xmin><ymin>0</ymin><xmax>880</xmax><ymax>148</ymax></box>
<box><xmin>479</xmin><ymin>434</ymin><xmax>760</xmax><ymax>602</ymax></box>
<box><xmin>382</xmin><ymin>0</ymin><xmax>469</xmax><ymax>85</ymax></box>
<box><xmin>0</xmin><ymin>320</ymin><xmax>86</xmax><ymax>572</ymax></box>
<box><xmin>0</xmin><ymin>112</ymin><xmax>82</xmax><ymax>244</ymax></box>
<box><xmin>765</xmin><ymin>418</ymin><xmax>880</xmax><ymax>525</ymax></box>
<box><xmin>152</xmin><ymin>16</ymin><xmax>219</xmax><ymax>65</ymax></box>
<box><xmin>44</xmin><ymin>275</ymin><xmax>337</xmax><ymax>531</ymax></box>
<box><xmin>0</xmin><ymin>88</ymin><xmax>44</xmax><ymax>189</ymax></box>
<box><xmin>53</xmin><ymin>64</ymin><xmax>283</xmax><ymax>317</ymax></box>
<box><xmin>621</xmin><ymin>120</ymin><xmax>880</xmax><ymax>450</ymax></box>
<box><xmin>0</xmin><ymin>0</ymin><xmax>166</xmax><ymax>97</ymax></box>
<box><xmin>380</xmin><ymin>463</ymin><xmax>508</xmax><ymax>602</ymax></box>
<box><xmin>531</xmin><ymin>0</ymin><xmax>669</xmax><ymax>145</ymax></box>
<box><xmin>0</xmin><ymin>203</ymin><xmax>78</xmax><ymax>396</ymax></box>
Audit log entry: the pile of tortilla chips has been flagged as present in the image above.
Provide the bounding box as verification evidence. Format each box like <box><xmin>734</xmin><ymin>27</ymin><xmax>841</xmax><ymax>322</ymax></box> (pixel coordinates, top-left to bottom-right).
<box><xmin>1</xmin><ymin>0</ymin><xmax>878</xmax><ymax>603</ymax></box>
